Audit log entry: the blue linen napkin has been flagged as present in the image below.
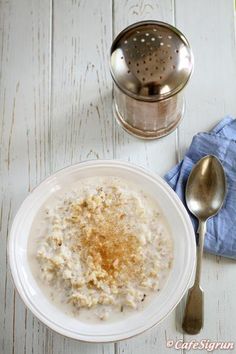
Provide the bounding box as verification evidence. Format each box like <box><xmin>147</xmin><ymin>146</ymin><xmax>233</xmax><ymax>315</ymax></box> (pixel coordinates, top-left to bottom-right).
<box><xmin>164</xmin><ymin>116</ymin><xmax>236</xmax><ymax>260</ymax></box>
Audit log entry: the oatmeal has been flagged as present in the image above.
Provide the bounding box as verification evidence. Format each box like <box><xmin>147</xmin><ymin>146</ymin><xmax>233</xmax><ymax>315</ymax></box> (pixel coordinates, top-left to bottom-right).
<box><xmin>28</xmin><ymin>177</ymin><xmax>173</xmax><ymax>321</ymax></box>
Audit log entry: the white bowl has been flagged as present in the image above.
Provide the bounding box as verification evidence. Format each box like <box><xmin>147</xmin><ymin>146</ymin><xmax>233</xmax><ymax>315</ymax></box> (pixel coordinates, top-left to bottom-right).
<box><xmin>9</xmin><ymin>160</ymin><xmax>196</xmax><ymax>342</ymax></box>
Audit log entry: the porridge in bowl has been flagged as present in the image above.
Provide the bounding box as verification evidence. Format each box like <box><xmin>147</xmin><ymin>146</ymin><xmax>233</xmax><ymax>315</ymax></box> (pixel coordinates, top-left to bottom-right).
<box><xmin>28</xmin><ymin>176</ymin><xmax>173</xmax><ymax>322</ymax></box>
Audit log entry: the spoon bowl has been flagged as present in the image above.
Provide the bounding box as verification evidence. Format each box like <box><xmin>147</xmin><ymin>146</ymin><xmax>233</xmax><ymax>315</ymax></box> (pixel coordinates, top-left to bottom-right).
<box><xmin>186</xmin><ymin>155</ymin><xmax>226</xmax><ymax>221</ymax></box>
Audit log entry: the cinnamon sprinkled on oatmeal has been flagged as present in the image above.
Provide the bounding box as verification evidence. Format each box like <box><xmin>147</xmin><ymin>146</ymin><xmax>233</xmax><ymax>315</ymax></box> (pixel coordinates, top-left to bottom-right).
<box><xmin>80</xmin><ymin>215</ymin><xmax>143</xmax><ymax>286</ymax></box>
<box><xmin>66</xmin><ymin>188</ymin><xmax>145</xmax><ymax>287</ymax></box>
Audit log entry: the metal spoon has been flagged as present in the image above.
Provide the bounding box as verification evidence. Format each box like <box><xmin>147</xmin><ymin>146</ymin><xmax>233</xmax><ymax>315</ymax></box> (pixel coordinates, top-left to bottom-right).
<box><xmin>182</xmin><ymin>155</ymin><xmax>226</xmax><ymax>334</ymax></box>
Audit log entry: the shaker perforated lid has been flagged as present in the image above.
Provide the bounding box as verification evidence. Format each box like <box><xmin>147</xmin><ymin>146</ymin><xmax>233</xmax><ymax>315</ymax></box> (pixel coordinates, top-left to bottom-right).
<box><xmin>110</xmin><ymin>21</ymin><xmax>194</xmax><ymax>101</ymax></box>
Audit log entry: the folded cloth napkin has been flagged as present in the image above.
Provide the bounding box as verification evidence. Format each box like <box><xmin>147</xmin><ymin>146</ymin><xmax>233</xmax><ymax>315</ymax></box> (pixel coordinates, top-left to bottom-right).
<box><xmin>164</xmin><ymin>116</ymin><xmax>236</xmax><ymax>260</ymax></box>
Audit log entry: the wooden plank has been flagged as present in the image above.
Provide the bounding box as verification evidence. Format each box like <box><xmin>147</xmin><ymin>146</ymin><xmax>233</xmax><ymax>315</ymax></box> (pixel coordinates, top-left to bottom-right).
<box><xmin>176</xmin><ymin>0</ymin><xmax>236</xmax><ymax>156</ymax></box>
<box><xmin>0</xmin><ymin>0</ymin><xmax>52</xmax><ymax>353</ymax></box>
<box><xmin>51</xmin><ymin>0</ymin><xmax>114</xmax><ymax>172</ymax></box>
<box><xmin>113</xmin><ymin>1</ymin><xmax>184</xmax><ymax>354</ymax></box>
<box><xmin>50</xmin><ymin>0</ymin><xmax>114</xmax><ymax>353</ymax></box>
<box><xmin>175</xmin><ymin>0</ymin><xmax>236</xmax><ymax>349</ymax></box>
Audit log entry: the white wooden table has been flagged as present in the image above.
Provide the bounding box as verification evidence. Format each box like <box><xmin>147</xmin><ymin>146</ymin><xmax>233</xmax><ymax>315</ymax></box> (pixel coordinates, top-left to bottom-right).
<box><xmin>1</xmin><ymin>1</ymin><xmax>236</xmax><ymax>353</ymax></box>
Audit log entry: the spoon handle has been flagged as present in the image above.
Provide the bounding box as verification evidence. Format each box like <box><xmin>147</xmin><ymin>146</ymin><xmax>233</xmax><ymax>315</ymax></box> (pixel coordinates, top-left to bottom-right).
<box><xmin>182</xmin><ymin>220</ymin><xmax>206</xmax><ymax>334</ymax></box>
<box><xmin>195</xmin><ymin>221</ymin><xmax>206</xmax><ymax>285</ymax></box>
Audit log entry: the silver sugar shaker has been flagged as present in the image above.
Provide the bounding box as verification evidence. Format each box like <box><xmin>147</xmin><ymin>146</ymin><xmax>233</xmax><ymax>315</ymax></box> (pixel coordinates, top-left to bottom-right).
<box><xmin>110</xmin><ymin>21</ymin><xmax>194</xmax><ymax>139</ymax></box>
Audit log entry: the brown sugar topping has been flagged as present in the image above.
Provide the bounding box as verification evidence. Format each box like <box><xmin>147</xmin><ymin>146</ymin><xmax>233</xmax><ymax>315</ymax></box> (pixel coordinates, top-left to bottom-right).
<box><xmin>68</xmin><ymin>190</ymin><xmax>144</xmax><ymax>286</ymax></box>
<box><xmin>81</xmin><ymin>222</ymin><xmax>143</xmax><ymax>285</ymax></box>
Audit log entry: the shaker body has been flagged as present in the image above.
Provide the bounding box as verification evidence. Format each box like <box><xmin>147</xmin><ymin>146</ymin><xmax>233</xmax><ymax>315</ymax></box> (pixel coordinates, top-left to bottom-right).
<box><xmin>113</xmin><ymin>85</ymin><xmax>184</xmax><ymax>139</ymax></box>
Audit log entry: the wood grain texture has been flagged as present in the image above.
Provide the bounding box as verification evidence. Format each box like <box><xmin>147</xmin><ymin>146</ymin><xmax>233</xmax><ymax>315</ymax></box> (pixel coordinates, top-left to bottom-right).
<box><xmin>51</xmin><ymin>0</ymin><xmax>114</xmax><ymax>172</ymax></box>
<box><xmin>50</xmin><ymin>0</ymin><xmax>114</xmax><ymax>353</ymax></box>
<box><xmin>175</xmin><ymin>0</ymin><xmax>236</xmax><ymax>351</ymax></box>
<box><xmin>113</xmin><ymin>1</ymin><xmax>184</xmax><ymax>354</ymax></box>
<box><xmin>0</xmin><ymin>1</ymin><xmax>52</xmax><ymax>353</ymax></box>
<box><xmin>176</xmin><ymin>0</ymin><xmax>236</xmax><ymax>156</ymax></box>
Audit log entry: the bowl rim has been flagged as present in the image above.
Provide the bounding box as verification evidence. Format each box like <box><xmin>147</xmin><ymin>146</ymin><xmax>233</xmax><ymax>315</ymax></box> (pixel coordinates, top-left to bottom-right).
<box><xmin>8</xmin><ymin>159</ymin><xmax>196</xmax><ymax>342</ymax></box>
